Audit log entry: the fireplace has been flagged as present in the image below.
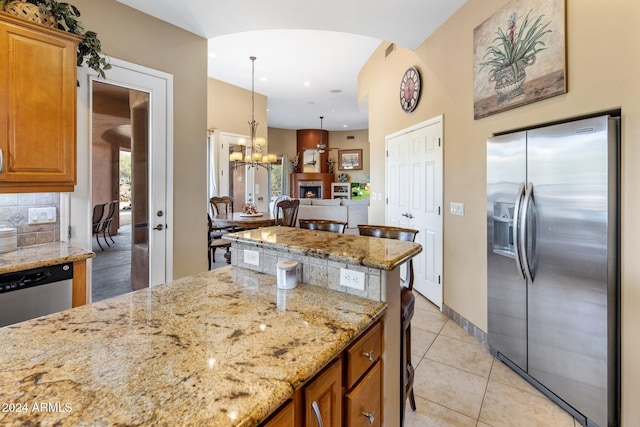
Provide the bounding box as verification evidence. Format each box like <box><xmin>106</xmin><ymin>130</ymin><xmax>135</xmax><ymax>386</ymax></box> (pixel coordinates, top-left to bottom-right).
<box><xmin>290</xmin><ymin>173</ymin><xmax>333</xmax><ymax>199</ymax></box>
<box><xmin>299</xmin><ymin>181</ymin><xmax>322</xmax><ymax>198</ymax></box>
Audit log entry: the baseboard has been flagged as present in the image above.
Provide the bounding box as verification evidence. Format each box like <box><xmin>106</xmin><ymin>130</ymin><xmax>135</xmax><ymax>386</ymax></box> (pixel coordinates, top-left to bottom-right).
<box><xmin>441</xmin><ymin>303</ymin><xmax>488</xmax><ymax>347</ymax></box>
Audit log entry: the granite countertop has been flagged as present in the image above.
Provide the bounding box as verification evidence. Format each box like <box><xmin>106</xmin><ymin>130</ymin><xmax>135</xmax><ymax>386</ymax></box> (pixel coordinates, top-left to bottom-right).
<box><xmin>224</xmin><ymin>225</ymin><xmax>423</xmax><ymax>270</ymax></box>
<box><xmin>0</xmin><ymin>242</ymin><xmax>94</xmax><ymax>275</ymax></box>
<box><xmin>0</xmin><ymin>266</ymin><xmax>386</xmax><ymax>426</ymax></box>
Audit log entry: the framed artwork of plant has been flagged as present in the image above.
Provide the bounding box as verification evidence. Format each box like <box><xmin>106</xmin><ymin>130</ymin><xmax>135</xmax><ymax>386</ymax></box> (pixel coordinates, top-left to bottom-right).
<box><xmin>338</xmin><ymin>149</ymin><xmax>363</xmax><ymax>170</ymax></box>
<box><xmin>473</xmin><ymin>0</ymin><xmax>566</xmax><ymax>119</ymax></box>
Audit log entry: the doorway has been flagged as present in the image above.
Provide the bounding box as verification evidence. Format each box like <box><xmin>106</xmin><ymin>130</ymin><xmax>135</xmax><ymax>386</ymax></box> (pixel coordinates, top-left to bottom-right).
<box><xmin>386</xmin><ymin>115</ymin><xmax>443</xmax><ymax>308</ymax></box>
<box><xmin>90</xmin><ymin>82</ymin><xmax>150</xmax><ymax>301</ymax></box>
<box><xmin>63</xmin><ymin>58</ymin><xmax>173</xmax><ymax>303</ymax></box>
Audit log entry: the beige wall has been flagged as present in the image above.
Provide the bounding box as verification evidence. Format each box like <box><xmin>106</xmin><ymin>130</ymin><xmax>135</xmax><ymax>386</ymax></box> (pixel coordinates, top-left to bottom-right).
<box><xmin>328</xmin><ymin>129</ymin><xmax>370</xmax><ymax>183</ymax></box>
<box><xmin>267</xmin><ymin>128</ymin><xmax>297</xmax><ymax>161</ymax></box>
<box><xmin>208</xmin><ymin>78</ymin><xmax>268</xmax><ymax>142</ymax></box>
<box><xmin>72</xmin><ymin>0</ymin><xmax>208</xmax><ymax>278</ymax></box>
<box><xmin>359</xmin><ymin>0</ymin><xmax>639</xmax><ymax>424</ymax></box>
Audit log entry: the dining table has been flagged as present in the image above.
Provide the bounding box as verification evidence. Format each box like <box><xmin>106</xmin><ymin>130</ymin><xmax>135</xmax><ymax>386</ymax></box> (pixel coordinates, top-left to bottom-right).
<box><xmin>212</xmin><ymin>211</ymin><xmax>277</xmax><ymax>230</ymax></box>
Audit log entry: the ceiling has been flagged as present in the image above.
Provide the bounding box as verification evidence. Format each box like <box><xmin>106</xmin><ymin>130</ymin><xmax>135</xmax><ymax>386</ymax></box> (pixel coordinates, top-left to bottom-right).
<box><xmin>116</xmin><ymin>0</ymin><xmax>467</xmax><ymax>131</ymax></box>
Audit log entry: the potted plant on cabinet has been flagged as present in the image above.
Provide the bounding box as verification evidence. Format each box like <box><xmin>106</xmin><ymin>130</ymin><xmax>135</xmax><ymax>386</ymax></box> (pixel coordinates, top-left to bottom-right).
<box><xmin>1</xmin><ymin>0</ymin><xmax>110</xmax><ymax>77</ymax></box>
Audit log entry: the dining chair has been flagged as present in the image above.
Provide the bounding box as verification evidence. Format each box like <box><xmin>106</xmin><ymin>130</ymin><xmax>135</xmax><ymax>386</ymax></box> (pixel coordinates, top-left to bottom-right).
<box><xmin>208</xmin><ymin>213</ymin><xmax>231</xmax><ymax>268</ymax></box>
<box><xmin>101</xmin><ymin>200</ymin><xmax>118</xmax><ymax>246</ymax></box>
<box><xmin>358</xmin><ymin>224</ymin><xmax>419</xmax><ymax>423</ymax></box>
<box><xmin>298</xmin><ymin>219</ymin><xmax>347</xmax><ymax>233</ymax></box>
<box><xmin>274</xmin><ymin>199</ymin><xmax>300</xmax><ymax>227</ymax></box>
<box><xmin>92</xmin><ymin>203</ymin><xmax>106</xmax><ymax>250</ymax></box>
<box><xmin>271</xmin><ymin>195</ymin><xmax>291</xmax><ymax>216</ymax></box>
<box><xmin>210</xmin><ymin>196</ymin><xmax>234</xmax><ymax>215</ymax></box>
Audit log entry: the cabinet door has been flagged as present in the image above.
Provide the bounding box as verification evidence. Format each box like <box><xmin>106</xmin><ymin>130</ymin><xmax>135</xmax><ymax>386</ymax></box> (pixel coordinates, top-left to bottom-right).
<box><xmin>0</xmin><ymin>16</ymin><xmax>79</xmax><ymax>191</ymax></box>
<box><xmin>305</xmin><ymin>358</ymin><xmax>342</xmax><ymax>427</ymax></box>
<box><xmin>345</xmin><ymin>362</ymin><xmax>381</xmax><ymax>427</ymax></box>
<box><xmin>263</xmin><ymin>399</ymin><xmax>296</xmax><ymax>427</ymax></box>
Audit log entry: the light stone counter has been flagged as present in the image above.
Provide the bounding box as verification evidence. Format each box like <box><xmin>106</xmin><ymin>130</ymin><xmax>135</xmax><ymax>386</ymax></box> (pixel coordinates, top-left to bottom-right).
<box><xmin>0</xmin><ymin>243</ymin><xmax>94</xmax><ymax>307</ymax></box>
<box><xmin>0</xmin><ymin>242</ymin><xmax>94</xmax><ymax>274</ymax></box>
<box><xmin>0</xmin><ymin>266</ymin><xmax>386</xmax><ymax>426</ymax></box>
<box><xmin>224</xmin><ymin>225</ymin><xmax>422</xmax><ymax>271</ymax></box>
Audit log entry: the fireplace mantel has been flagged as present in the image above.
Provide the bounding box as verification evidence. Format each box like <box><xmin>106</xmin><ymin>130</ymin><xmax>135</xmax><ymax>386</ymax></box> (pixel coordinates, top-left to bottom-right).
<box><xmin>291</xmin><ymin>173</ymin><xmax>333</xmax><ymax>199</ymax></box>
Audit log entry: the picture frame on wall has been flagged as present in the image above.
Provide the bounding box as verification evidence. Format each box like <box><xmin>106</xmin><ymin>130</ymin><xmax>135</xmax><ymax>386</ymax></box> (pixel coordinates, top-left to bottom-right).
<box><xmin>338</xmin><ymin>149</ymin><xmax>363</xmax><ymax>170</ymax></box>
<box><xmin>473</xmin><ymin>0</ymin><xmax>566</xmax><ymax>119</ymax></box>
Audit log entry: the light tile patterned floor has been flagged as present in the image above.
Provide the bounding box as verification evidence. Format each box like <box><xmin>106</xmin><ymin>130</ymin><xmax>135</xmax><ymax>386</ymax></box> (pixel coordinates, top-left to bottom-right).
<box><xmin>405</xmin><ymin>294</ymin><xmax>580</xmax><ymax>427</ymax></box>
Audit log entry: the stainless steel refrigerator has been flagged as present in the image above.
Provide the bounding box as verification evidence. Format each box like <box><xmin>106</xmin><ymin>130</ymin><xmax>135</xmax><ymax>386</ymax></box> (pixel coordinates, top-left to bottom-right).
<box><xmin>487</xmin><ymin>115</ymin><xmax>619</xmax><ymax>427</ymax></box>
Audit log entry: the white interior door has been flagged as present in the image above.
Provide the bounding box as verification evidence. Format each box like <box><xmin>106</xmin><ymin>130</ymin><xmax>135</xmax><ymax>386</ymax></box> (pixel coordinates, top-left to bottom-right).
<box><xmin>386</xmin><ymin>116</ymin><xmax>443</xmax><ymax>308</ymax></box>
<box><xmin>62</xmin><ymin>58</ymin><xmax>173</xmax><ymax>300</ymax></box>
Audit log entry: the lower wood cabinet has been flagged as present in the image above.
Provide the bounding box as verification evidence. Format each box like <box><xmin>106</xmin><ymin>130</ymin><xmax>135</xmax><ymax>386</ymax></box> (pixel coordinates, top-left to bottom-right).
<box><xmin>261</xmin><ymin>319</ymin><xmax>382</xmax><ymax>427</ymax></box>
<box><xmin>262</xmin><ymin>399</ymin><xmax>296</xmax><ymax>427</ymax></box>
<box><xmin>345</xmin><ymin>362</ymin><xmax>381</xmax><ymax>427</ymax></box>
<box><xmin>305</xmin><ymin>357</ymin><xmax>343</xmax><ymax>426</ymax></box>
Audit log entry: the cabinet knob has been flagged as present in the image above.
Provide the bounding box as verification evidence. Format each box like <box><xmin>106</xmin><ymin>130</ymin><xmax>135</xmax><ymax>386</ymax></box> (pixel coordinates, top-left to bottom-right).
<box><xmin>362</xmin><ymin>351</ymin><xmax>374</xmax><ymax>361</ymax></box>
<box><xmin>362</xmin><ymin>411</ymin><xmax>375</xmax><ymax>424</ymax></box>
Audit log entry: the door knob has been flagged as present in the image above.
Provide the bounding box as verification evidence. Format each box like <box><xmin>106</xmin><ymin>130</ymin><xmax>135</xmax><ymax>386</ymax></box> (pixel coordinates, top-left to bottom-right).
<box><xmin>153</xmin><ymin>224</ymin><xmax>164</xmax><ymax>231</ymax></box>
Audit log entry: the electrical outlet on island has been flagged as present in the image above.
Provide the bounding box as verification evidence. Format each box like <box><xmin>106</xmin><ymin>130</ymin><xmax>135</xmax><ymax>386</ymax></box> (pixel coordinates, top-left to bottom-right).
<box><xmin>340</xmin><ymin>268</ymin><xmax>365</xmax><ymax>291</ymax></box>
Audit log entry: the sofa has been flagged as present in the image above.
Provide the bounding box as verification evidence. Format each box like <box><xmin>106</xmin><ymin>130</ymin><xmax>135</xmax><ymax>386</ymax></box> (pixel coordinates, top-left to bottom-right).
<box><xmin>295</xmin><ymin>198</ymin><xmax>369</xmax><ymax>229</ymax></box>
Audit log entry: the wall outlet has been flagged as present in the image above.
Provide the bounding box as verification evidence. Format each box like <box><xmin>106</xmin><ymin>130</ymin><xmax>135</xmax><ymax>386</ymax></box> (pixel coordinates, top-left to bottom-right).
<box><xmin>450</xmin><ymin>202</ymin><xmax>465</xmax><ymax>216</ymax></box>
<box><xmin>243</xmin><ymin>249</ymin><xmax>260</xmax><ymax>266</ymax></box>
<box><xmin>27</xmin><ymin>207</ymin><xmax>57</xmax><ymax>225</ymax></box>
<box><xmin>340</xmin><ymin>268</ymin><xmax>365</xmax><ymax>290</ymax></box>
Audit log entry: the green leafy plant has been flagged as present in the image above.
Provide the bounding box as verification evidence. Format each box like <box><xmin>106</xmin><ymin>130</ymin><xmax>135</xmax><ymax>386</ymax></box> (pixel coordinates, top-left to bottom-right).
<box><xmin>478</xmin><ymin>9</ymin><xmax>551</xmax><ymax>79</ymax></box>
<box><xmin>2</xmin><ymin>0</ymin><xmax>110</xmax><ymax>77</ymax></box>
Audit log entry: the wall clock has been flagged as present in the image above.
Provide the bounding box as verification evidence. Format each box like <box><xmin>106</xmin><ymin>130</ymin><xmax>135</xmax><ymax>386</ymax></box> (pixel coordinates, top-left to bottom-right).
<box><xmin>399</xmin><ymin>67</ymin><xmax>421</xmax><ymax>113</ymax></box>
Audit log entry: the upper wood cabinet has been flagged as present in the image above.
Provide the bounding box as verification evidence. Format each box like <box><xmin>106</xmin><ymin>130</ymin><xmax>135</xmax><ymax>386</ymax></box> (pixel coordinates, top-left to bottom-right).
<box><xmin>0</xmin><ymin>13</ymin><xmax>81</xmax><ymax>192</ymax></box>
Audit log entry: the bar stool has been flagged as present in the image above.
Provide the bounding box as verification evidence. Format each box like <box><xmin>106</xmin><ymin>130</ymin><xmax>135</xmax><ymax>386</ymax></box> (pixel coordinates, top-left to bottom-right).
<box><xmin>358</xmin><ymin>225</ymin><xmax>418</xmax><ymax>424</ymax></box>
<box><xmin>298</xmin><ymin>219</ymin><xmax>347</xmax><ymax>233</ymax></box>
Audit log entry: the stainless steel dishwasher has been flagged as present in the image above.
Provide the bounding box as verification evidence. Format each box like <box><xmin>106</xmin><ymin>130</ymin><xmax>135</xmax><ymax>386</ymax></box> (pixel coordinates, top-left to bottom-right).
<box><xmin>0</xmin><ymin>263</ymin><xmax>73</xmax><ymax>328</ymax></box>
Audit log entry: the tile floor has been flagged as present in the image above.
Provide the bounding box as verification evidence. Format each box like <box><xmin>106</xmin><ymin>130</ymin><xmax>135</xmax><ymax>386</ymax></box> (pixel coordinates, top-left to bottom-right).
<box><xmin>405</xmin><ymin>294</ymin><xmax>579</xmax><ymax>427</ymax></box>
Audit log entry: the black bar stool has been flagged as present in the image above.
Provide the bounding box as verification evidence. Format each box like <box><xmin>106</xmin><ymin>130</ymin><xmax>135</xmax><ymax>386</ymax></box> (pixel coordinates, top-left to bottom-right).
<box><xmin>358</xmin><ymin>224</ymin><xmax>418</xmax><ymax>425</ymax></box>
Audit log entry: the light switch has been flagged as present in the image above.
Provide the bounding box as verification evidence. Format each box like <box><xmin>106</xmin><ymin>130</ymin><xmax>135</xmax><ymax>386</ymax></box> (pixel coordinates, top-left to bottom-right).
<box><xmin>450</xmin><ymin>202</ymin><xmax>464</xmax><ymax>216</ymax></box>
<box><xmin>27</xmin><ymin>207</ymin><xmax>57</xmax><ymax>225</ymax></box>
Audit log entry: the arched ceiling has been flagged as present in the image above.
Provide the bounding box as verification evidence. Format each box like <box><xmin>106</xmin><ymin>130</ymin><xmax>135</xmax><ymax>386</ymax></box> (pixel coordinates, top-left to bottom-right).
<box><xmin>116</xmin><ymin>0</ymin><xmax>468</xmax><ymax>130</ymax></box>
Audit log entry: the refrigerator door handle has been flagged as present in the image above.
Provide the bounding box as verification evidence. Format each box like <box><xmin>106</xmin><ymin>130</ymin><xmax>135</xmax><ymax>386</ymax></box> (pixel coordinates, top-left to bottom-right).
<box><xmin>520</xmin><ymin>182</ymin><xmax>536</xmax><ymax>283</ymax></box>
<box><xmin>513</xmin><ymin>182</ymin><xmax>526</xmax><ymax>280</ymax></box>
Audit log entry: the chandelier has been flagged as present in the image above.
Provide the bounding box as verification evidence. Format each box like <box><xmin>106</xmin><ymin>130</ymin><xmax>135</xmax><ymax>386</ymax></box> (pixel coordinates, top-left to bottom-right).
<box><xmin>229</xmin><ymin>56</ymin><xmax>276</xmax><ymax>169</ymax></box>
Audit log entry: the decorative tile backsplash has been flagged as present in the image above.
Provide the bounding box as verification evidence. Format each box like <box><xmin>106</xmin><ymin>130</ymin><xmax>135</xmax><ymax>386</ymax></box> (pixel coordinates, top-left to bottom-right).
<box><xmin>0</xmin><ymin>193</ymin><xmax>60</xmax><ymax>247</ymax></box>
<box><xmin>231</xmin><ymin>242</ymin><xmax>383</xmax><ymax>302</ymax></box>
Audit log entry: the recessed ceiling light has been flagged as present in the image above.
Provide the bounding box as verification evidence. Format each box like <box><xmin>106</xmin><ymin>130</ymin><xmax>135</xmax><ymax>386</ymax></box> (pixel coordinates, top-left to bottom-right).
<box><xmin>304</xmin><ymin>81</ymin><xmax>310</xmax><ymax>87</ymax></box>
<box><xmin>343</xmin><ymin>124</ymin><xmax>348</xmax><ymax>128</ymax></box>
<box><xmin>330</xmin><ymin>89</ymin><xmax>342</xmax><ymax>94</ymax></box>
<box><xmin>259</xmin><ymin>77</ymin><xmax>267</xmax><ymax>81</ymax></box>
<box><xmin>208</xmin><ymin>52</ymin><xmax>216</xmax><ymax>58</ymax></box>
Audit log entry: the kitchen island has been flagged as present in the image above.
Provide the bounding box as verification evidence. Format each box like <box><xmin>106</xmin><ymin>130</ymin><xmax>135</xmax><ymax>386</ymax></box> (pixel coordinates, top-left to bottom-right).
<box><xmin>224</xmin><ymin>225</ymin><xmax>423</xmax><ymax>424</ymax></box>
<box><xmin>0</xmin><ymin>266</ymin><xmax>385</xmax><ymax>426</ymax></box>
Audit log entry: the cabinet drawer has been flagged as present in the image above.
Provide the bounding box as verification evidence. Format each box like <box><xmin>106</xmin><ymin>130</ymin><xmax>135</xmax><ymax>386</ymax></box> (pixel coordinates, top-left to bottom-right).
<box><xmin>345</xmin><ymin>361</ymin><xmax>381</xmax><ymax>427</ymax></box>
<box><xmin>346</xmin><ymin>322</ymin><xmax>381</xmax><ymax>389</ymax></box>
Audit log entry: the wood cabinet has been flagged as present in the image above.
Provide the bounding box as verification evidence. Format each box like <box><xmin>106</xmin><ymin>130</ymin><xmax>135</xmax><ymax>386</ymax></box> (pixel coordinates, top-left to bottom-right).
<box><xmin>261</xmin><ymin>320</ymin><xmax>382</xmax><ymax>427</ymax></box>
<box><xmin>344</xmin><ymin>322</ymin><xmax>382</xmax><ymax>426</ymax></box>
<box><xmin>305</xmin><ymin>357</ymin><xmax>343</xmax><ymax>427</ymax></box>
<box><xmin>0</xmin><ymin>13</ymin><xmax>81</xmax><ymax>192</ymax></box>
<box><xmin>345</xmin><ymin>362</ymin><xmax>381</xmax><ymax>427</ymax></box>
<box><xmin>263</xmin><ymin>399</ymin><xmax>296</xmax><ymax>427</ymax></box>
